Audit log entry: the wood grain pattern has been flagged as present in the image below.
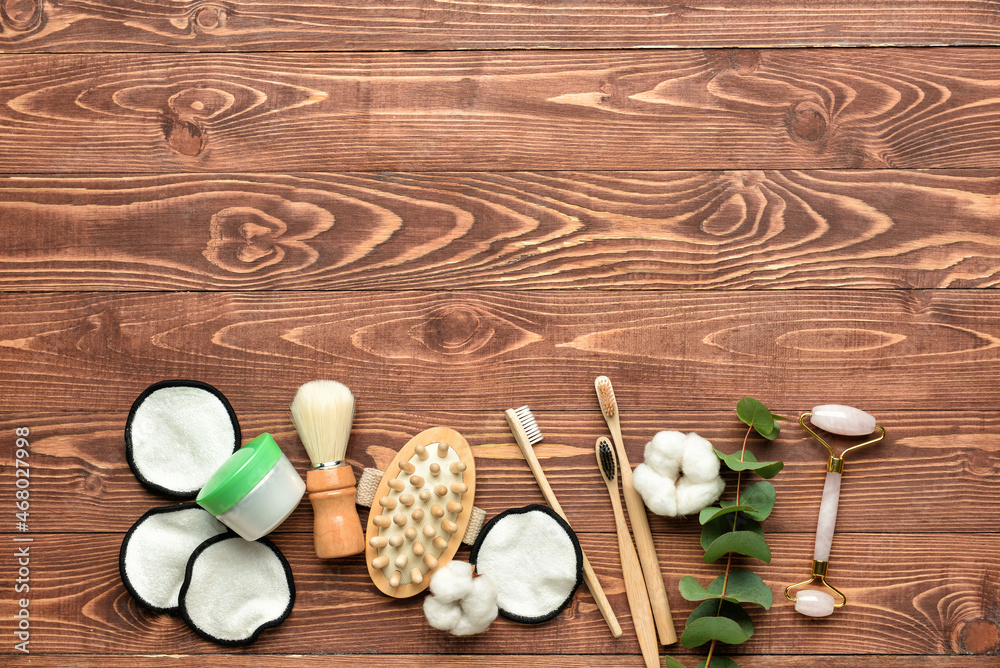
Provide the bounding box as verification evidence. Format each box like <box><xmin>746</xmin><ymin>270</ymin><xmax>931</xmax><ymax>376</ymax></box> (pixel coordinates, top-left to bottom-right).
<box><xmin>1</xmin><ymin>291</ymin><xmax>999</xmax><ymax>412</ymax></box>
<box><xmin>1</xmin><ymin>531</ymin><xmax>996</xmax><ymax>656</ymax></box>
<box><xmin>0</xmin><ymin>658</ymin><xmax>992</xmax><ymax>668</ymax></box>
<box><xmin>3</xmin><ymin>49</ymin><xmax>1000</xmax><ymax>172</ymax></box>
<box><xmin>2</xmin><ymin>170</ymin><xmax>999</xmax><ymax>291</ymax></box>
<box><xmin>0</xmin><ymin>1</ymin><xmax>998</xmax><ymax>52</ymax></box>
<box><xmin>2</xmin><ymin>410</ymin><xmax>996</xmax><ymax>535</ymax></box>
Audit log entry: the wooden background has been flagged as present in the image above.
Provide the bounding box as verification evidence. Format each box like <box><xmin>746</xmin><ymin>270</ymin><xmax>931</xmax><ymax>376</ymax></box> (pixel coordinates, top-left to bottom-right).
<box><xmin>2</xmin><ymin>1</ymin><xmax>999</xmax><ymax>666</ymax></box>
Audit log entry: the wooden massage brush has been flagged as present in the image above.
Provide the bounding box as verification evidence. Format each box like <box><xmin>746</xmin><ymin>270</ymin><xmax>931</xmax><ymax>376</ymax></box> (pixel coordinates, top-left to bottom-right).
<box><xmin>365</xmin><ymin>427</ymin><xmax>476</xmax><ymax>597</ymax></box>
<box><xmin>595</xmin><ymin>375</ymin><xmax>677</xmax><ymax>645</ymax></box>
<box><xmin>784</xmin><ymin>405</ymin><xmax>885</xmax><ymax>617</ymax></box>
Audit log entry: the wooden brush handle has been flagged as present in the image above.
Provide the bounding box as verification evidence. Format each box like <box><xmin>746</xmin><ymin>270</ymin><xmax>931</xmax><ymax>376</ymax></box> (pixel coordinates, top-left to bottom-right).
<box><xmin>306</xmin><ymin>466</ymin><xmax>366</xmax><ymax>559</ymax></box>
<box><xmin>609</xmin><ymin>420</ymin><xmax>678</xmax><ymax>645</ymax></box>
<box><xmin>605</xmin><ymin>476</ymin><xmax>659</xmax><ymax>668</ymax></box>
<box><xmin>505</xmin><ymin>410</ymin><xmax>623</xmax><ymax>639</ymax></box>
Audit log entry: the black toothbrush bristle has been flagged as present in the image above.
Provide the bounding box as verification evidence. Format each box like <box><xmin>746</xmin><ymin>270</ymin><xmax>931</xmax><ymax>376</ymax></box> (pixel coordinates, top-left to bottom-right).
<box><xmin>598</xmin><ymin>440</ymin><xmax>616</xmax><ymax>481</ymax></box>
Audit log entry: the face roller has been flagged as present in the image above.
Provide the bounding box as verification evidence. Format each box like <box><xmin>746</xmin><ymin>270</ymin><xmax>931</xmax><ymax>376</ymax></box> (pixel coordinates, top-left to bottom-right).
<box><xmin>785</xmin><ymin>405</ymin><xmax>885</xmax><ymax>617</ymax></box>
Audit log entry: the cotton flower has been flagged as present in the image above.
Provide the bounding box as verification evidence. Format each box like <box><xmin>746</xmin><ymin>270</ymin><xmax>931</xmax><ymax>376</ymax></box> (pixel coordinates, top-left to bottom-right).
<box><xmin>423</xmin><ymin>561</ymin><xmax>498</xmax><ymax>636</ymax></box>
<box><xmin>632</xmin><ymin>431</ymin><xmax>725</xmax><ymax>517</ymax></box>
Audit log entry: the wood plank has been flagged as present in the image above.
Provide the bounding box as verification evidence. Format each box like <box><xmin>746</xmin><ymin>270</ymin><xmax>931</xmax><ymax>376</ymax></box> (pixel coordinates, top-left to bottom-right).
<box><xmin>3</xmin><ymin>49</ymin><xmax>1000</xmax><ymax>172</ymax></box>
<box><xmin>1</xmin><ymin>290</ymin><xmax>999</xmax><ymax>412</ymax></box>
<box><xmin>1</xmin><ymin>1</ymin><xmax>998</xmax><ymax>52</ymax></box>
<box><xmin>1</xmin><ymin>532</ymin><xmax>995</xmax><ymax>656</ymax></box>
<box><xmin>1</xmin><ymin>657</ymin><xmax>993</xmax><ymax>668</ymax></box>
<box><xmin>2</xmin><ymin>170</ymin><xmax>999</xmax><ymax>291</ymax></box>
<box><xmin>1</xmin><ymin>410</ymin><xmax>996</xmax><ymax>535</ymax></box>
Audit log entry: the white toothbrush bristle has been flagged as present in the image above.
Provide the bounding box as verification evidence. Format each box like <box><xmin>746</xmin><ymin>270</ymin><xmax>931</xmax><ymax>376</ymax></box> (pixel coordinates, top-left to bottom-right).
<box><xmin>514</xmin><ymin>405</ymin><xmax>543</xmax><ymax>444</ymax></box>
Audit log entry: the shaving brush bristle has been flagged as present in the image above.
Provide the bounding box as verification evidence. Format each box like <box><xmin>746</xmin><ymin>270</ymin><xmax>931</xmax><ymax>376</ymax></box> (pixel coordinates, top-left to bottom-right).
<box><xmin>291</xmin><ymin>379</ymin><xmax>355</xmax><ymax>467</ymax></box>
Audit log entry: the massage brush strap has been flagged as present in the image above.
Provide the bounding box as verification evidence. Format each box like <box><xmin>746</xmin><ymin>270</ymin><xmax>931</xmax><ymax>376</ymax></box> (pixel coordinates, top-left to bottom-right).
<box><xmin>357</xmin><ymin>467</ymin><xmax>486</xmax><ymax>545</ymax></box>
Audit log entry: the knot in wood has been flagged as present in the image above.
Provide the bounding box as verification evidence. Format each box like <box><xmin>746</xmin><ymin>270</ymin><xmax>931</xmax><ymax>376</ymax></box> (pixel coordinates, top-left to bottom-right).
<box><xmin>193</xmin><ymin>4</ymin><xmax>226</xmax><ymax>31</ymax></box>
<box><xmin>162</xmin><ymin>113</ymin><xmax>204</xmax><ymax>157</ymax></box>
<box><xmin>0</xmin><ymin>0</ymin><xmax>43</xmax><ymax>31</ymax></box>
<box><xmin>958</xmin><ymin>618</ymin><xmax>1000</xmax><ymax>655</ymax></box>
<box><xmin>788</xmin><ymin>101</ymin><xmax>828</xmax><ymax>142</ymax></box>
<box><xmin>205</xmin><ymin>207</ymin><xmax>287</xmax><ymax>272</ymax></box>
<box><xmin>423</xmin><ymin>307</ymin><xmax>485</xmax><ymax>353</ymax></box>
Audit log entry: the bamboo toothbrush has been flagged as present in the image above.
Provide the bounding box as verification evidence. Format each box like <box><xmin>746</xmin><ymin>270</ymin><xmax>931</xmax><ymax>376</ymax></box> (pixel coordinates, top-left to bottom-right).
<box><xmin>596</xmin><ymin>437</ymin><xmax>659</xmax><ymax>668</ymax></box>
<box><xmin>290</xmin><ymin>380</ymin><xmax>366</xmax><ymax>559</ymax></box>
<box><xmin>595</xmin><ymin>375</ymin><xmax>677</xmax><ymax>645</ymax></box>
<box><xmin>505</xmin><ymin>406</ymin><xmax>623</xmax><ymax>639</ymax></box>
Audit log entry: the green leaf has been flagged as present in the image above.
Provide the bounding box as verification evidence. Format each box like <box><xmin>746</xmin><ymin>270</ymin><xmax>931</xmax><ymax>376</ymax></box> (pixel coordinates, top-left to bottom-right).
<box><xmin>664</xmin><ymin>658</ymin><xmax>688</xmax><ymax>668</ymax></box>
<box><xmin>698</xmin><ymin>504</ymin><xmax>756</xmax><ymax>525</ymax></box>
<box><xmin>678</xmin><ymin>575</ymin><xmax>717</xmax><ymax>602</ymax></box>
<box><xmin>680</xmin><ymin>614</ymin><xmax>751</xmax><ymax>648</ymax></box>
<box><xmin>715</xmin><ymin>449</ymin><xmax>784</xmax><ymax>479</ymax></box>
<box><xmin>689</xmin><ymin>599</ymin><xmax>754</xmax><ymax>637</ymax></box>
<box><xmin>736</xmin><ymin>397</ymin><xmax>774</xmax><ymax>439</ymax></box>
<box><xmin>700</xmin><ymin>516</ymin><xmax>731</xmax><ymax>551</ymax></box>
<box><xmin>696</xmin><ymin>658</ymin><xmax>742</xmax><ymax>668</ymax></box>
<box><xmin>703</xmin><ymin>530</ymin><xmax>772</xmax><ymax>564</ymax></box>
<box><xmin>714</xmin><ymin>570</ymin><xmax>773</xmax><ymax>609</ymax></box>
<box><xmin>739</xmin><ymin>481</ymin><xmax>776</xmax><ymax>521</ymax></box>
<box><xmin>682</xmin><ymin>572</ymin><xmax>773</xmax><ymax>608</ymax></box>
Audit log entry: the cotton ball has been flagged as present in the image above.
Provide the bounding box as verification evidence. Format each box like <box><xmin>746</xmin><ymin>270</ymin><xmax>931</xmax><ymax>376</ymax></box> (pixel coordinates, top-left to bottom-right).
<box><xmin>676</xmin><ymin>432</ymin><xmax>721</xmax><ymax>483</ymax></box>
<box><xmin>423</xmin><ymin>561</ymin><xmax>499</xmax><ymax>636</ymax></box>
<box><xmin>633</xmin><ymin>462</ymin><xmax>678</xmax><ymax>516</ymax></box>
<box><xmin>451</xmin><ymin>576</ymin><xmax>499</xmax><ymax>636</ymax></box>
<box><xmin>428</xmin><ymin>560</ymin><xmax>475</xmax><ymax>602</ymax></box>
<box><xmin>675</xmin><ymin>475</ymin><xmax>726</xmax><ymax>516</ymax></box>
<box><xmin>643</xmin><ymin>431</ymin><xmax>685</xmax><ymax>480</ymax></box>
<box><xmin>634</xmin><ymin>430</ymin><xmax>725</xmax><ymax>517</ymax></box>
<box><xmin>424</xmin><ymin>594</ymin><xmax>465</xmax><ymax>632</ymax></box>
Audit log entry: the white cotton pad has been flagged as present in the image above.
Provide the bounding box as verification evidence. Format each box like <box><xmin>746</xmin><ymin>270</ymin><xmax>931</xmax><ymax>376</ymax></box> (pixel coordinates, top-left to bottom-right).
<box><xmin>178</xmin><ymin>534</ymin><xmax>295</xmax><ymax>646</ymax></box>
<box><xmin>470</xmin><ymin>505</ymin><xmax>583</xmax><ymax>623</ymax></box>
<box><xmin>125</xmin><ymin>380</ymin><xmax>240</xmax><ymax>497</ymax></box>
<box><xmin>119</xmin><ymin>503</ymin><xmax>229</xmax><ymax>612</ymax></box>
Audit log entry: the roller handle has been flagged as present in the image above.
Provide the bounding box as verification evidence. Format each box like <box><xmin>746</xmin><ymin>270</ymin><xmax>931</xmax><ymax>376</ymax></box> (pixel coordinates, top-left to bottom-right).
<box><xmin>813</xmin><ymin>471</ymin><xmax>842</xmax><ymax>562</ymax></box>
<box><xmin>307</xmin><ymin>465</ymin><xmax>366</xmax><ymax>559</ymax></box>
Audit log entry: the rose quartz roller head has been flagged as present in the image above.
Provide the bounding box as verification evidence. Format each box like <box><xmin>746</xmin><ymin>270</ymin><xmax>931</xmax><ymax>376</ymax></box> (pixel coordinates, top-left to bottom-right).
<box><xmin>784</xmin><ymin>405</ymin><xmax>885</xmax><ymax>617</ymax></box>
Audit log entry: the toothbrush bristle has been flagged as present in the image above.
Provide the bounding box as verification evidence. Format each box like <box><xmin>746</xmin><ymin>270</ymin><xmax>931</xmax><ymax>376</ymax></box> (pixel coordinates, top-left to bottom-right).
<box><xmin>513</xmin><ymin>405</ymin><xmax>543</xmax><ymax>445</ymax></box>
<box><xmin>597</xmin><ymin>439</ymin><xmax>616</xmax><ymax>481</ymax></box>
<box><xmin>595</xmin><ymin>376</ymin><xmax>617</xmax><ymax>418</ymax></box>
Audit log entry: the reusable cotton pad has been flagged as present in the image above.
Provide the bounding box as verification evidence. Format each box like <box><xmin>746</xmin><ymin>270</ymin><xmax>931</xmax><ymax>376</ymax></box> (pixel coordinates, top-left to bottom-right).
<box><xmin>470</xmin><ymin>504</ymin><xmax>583</xmax><ymax>623</ymax></box>
<box><xmin>179</xmin><ymin>534</ymin><xmax>295</xmax><ymax>646</ymax></box>
<box><xmin>119</xmin><ymin>503</ymin><xmax>229</xmax><ymax>612</ymax></box>
<box><xmin>126</xmin><ymin>380</ymin><xmax>240</xmax><ymax>497</ymax></box>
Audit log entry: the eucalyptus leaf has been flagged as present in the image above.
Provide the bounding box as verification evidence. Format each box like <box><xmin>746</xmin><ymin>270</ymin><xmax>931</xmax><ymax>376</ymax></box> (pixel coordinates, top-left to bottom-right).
<box><xmin>703</xmin><ymin>530</ymin><xmax>772</xmax><ymax>564</ymax></box>
<box><xmin>762</xmin><ymin>421</ymin><xmax>781</xmax><ymax>440</ymax></box>
<box><xmin>680</xmin><ymin>615</ymin><xmax>751</xmax><ymax>648</ymax></box>
<box><xmin>739</xmin><ymin>481</ymin><xmax>776</xmax><ymax>521</ymax></box>
<box><xmin>710</xmin><ymin>570</ymin><xmax>773</xmax><ymax>609</ymax></box>
<box><xmin>696</xmin><ymin>658</ymin><xmax>742</xmax><ymax>668</ymax></box>
<box><xmin>715</xmin><ymin>449</ymin><xmax>783</xmax><ymax>479</ymax></box>
<box><xmin>700</xmin><ymin>516</ymin><xmax>732</xmax><ymax>551</ymax></box>
<box><xmin>699</xmin><ymin>504</ymin><xmax>756</xmax><ymax>525</ymax></box>
<box><xmin>688</xmin><ymin>599</ymin><xmax>754</xmax><ymax>637</ymax></box>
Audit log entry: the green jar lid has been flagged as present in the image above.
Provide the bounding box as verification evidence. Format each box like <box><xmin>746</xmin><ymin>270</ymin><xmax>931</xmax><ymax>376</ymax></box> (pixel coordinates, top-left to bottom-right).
<box><xmin>197</xmin><ymin>432</ymin><xmax>282</xmax><ymax>515</ymax></box>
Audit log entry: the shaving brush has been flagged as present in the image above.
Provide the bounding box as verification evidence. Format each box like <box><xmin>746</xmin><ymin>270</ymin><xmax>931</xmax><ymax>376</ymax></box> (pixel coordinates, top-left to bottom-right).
<box><xmin>291</xmin><ymin>380</ymin><xmax>366</xmax><ymax>559</ymax></box>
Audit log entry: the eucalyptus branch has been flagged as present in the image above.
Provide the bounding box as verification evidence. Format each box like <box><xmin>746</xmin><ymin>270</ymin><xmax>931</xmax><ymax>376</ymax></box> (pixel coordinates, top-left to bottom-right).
<box><xmin>666</xmin><ymin>399</ymin><xmax>785</xmax><ymax>668</ymax></box>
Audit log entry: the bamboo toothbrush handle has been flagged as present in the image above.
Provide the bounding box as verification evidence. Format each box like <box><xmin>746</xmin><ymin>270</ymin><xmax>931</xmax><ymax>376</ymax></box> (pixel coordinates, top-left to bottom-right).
<box><xmin>605</xmin><ymin>476</ymin><xmax>660</xmax><ymax>668</ymax></box>
<box><xmin>505</xmin><ymin>410</ymin><xmax>623</xmax><ymax>639</ymax></box>
<box><xmin>609</xmin><ymin>421</ymin><xmax>678</xmax><ymax>646</ymax></box>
